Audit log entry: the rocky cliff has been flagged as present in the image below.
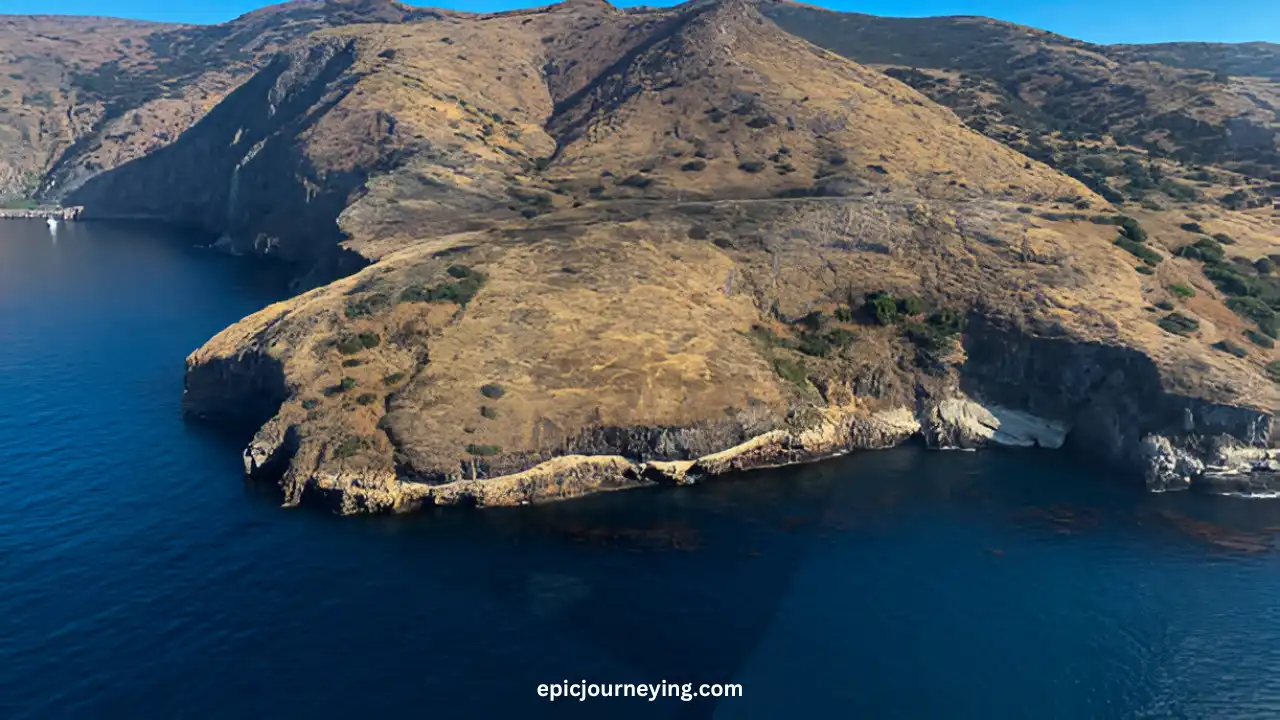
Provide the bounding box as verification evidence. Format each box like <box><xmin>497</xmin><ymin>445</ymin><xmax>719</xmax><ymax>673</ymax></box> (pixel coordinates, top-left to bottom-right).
<box><xmin>68</xmin><ymin>38</ymin><xmax>372</xmax><ymax>285</ymax></box>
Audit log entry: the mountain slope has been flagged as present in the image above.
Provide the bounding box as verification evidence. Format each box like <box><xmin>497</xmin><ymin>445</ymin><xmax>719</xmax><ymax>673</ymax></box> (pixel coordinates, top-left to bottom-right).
<box><xmin>0</xmin><ymin>0</ymin><xmax>443</xmax><ymax>205</ymax></box>
<box><xmin>761</xmin><ymin>1</ymin><xmax>1280</xmax><ymax>184</ymax></box>
<box><xmin>544</xmin><ymin>0</ymin><xmax>1085</xmax><ymax>202</ymax></box>
<box><xmin>1110</xmin><ymin>42</ymin><xmax>1280</xmax><ymax>81</ymax></box>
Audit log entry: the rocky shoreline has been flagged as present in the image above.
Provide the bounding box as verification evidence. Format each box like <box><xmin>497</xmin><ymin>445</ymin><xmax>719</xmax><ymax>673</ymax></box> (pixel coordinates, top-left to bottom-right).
<box><xmin>200</xmin><ymin>329</ymin><xmax>1275</xmax><ymax>515</ymax></box>
<box><xmin>233</xmin><ymin>395</ymin><xmax>1279</xmax><ymax>515</ymax></box>
<box><xmin>0</xmin><ymin>206</ymin><xmax>83</xmax><ymax>220</ymax></box>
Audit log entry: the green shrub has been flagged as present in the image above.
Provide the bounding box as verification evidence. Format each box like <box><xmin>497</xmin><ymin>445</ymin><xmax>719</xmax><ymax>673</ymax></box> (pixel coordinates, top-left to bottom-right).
<box><xmin>1116</xmin><ymin>216</ymin><xmax>1147</xmax><ymax>242</ymax></box>
<box><xmin>356</xmin><ymin>393</ymin><xmax>378</xmax><ymax>406</ymax></box>
<box><xmin>1226</xmin><ymin>297</ymin><xmax>1278</xmax><ymax>337</ymax></box>
<box><xmin>927</xmin><ymin>307</ymin><xmax>966</xmax><ymax>335</ymax></box>
<box><xmin>1017</xmin><ymin>206</ymin><xmax>1033</xmax><ymax>214</ymax></box>
<box><xmin>738</xmin><ymin>161</ymin><xmax>766</xmax><ymax>173</ymax></box>
<box><xmin>358</xmin><ymin>332</ymin><xmax>380</xmax><ymax>349</ymax></box>
<box><xmin>795</xmin><ymin>311</ymin><xmax>827</xmax><ymax>331</ymax></box>
<box><xmin>867</xmin><ymin>292</ymin><xmax>900</xmax><ymax>325</ymax></box>
<box><xmin>345</xmin><ymin>292</ymin><xmax>390</xmax><ymax>319</ymax></box>
<box><xmin>23</xmin><ymin>90</ymin><xmax>54</xmax><ymax>108</ymax></box>
<box><xmin>333</xmin><ymin>436</ymin><xmax>369</xmax><ymax>459</ymax></box>
<box><xmin>1168</xmin><ymin>283</ymin><xmax>1195</xmax><ymax>299</ymax></box>
<box><xmin>465</xmin><ymin>443</ymin><xmax>503</xmax><ymax>457</ymax></box>
<box><xmin>1180</xmin><ymin>222</ymin><xmax>1205</xmax><ymax>234</ymax></box>
<box><xmin>1135</xmin><ymin>265</ymin><xmax>1155</xmax><ymax>275</ymax></box>
<box><xmin>1039</xmin><ymin>211</ymin><xmax>1089</xmax><ymax>222</ymax></box>
<box><xmin>750</xmin><ymin>325</ymin><xmax>793</xmax><ymax>350</ymax></box>
<box><xmin>343</xmin><ymin>359</ymin><xmax>363</xmax><ymax>367</ymax></box>
<box><xmin>447</xmin><ymin>265</ymin><xmax>475</xmax><ymax>279</ymax></box>
<box><xmin>301</xmin><ymin>398</ymin><xmax>320</xmax><ymax>410</ymax></box>
<box><xmin>898</xmin><ymin>296</ymin><xmax>926</xmax><ymax>317</ymax></box>
<box><xmin>796</xmin><ymin>327</ymin><xmax>856</xmax><ymax>357</ymax></box>
<box><xmin>400</xmin><ymin>270</ymin><xmax>485</xmax><ymax>306</ymax></box>
<box><xmin>1256</xmin><ymin>258</ymin><xmax>1274</xmax><ymax>275</ymax></box>
<box><xmin>825</xmin><ymin>327</ymin><xmax>857</xmax><ymax>347</ymax></box>
<box><xmin>794</xmin><ymin>332</ymin><xmax>829</xmax><ymax>358</ymax></box>
<box><xmin>1161</xmin><ymin>180</ymin><xmax>1200</xmax><ymax>201</ymax></box>
<box><xmin>1174</xmin><ymin>238</ymin><xmax>1225</xmax><ymax>263</ymax></box>
<box><xmin>772</xmin><ymin>356</ymin><xmax>808</xmax><ymax>388</ymax></box>
<box><xmin>1155</xmin><ymin>300</ymin><xmax>1175</xmax><ymax>311</ymax></box>
<box><xmin>480</xmin><ymin>383</ymin><xmax>506</xmax><ymax>399</ymax></box>
<box><xmin>904</xmin><ymin>322</ymin><xmax>954</xmax><ymax>353</ymax></box>
<box><xmin>681</xmin><ymin>160</ymin><xmax>706</xmax><ymax>172</ymax></box>
<box><xmin>337</xmin><ymin>335</ymin><xmax>365</xmax><ymax>354</ymax></box>
<box><xmin>1157</xmin><ymin>312</ymin><xmax>1200</xmax><ymax>336</ymax></box>
<box><xmin>1212</xmin><ymin>340</ymin><xmax>1248</xmax><ymax>358</ymax></box>
<box><xmin>1212</xmin><ymin>233</ymin><xmax>1235</xmax><ymax>245</ymax></box>
<box><xmin>340</xmin><ymin>377</ymin><xmax>357</xmax><ymax>391</ymax></box>
<box><xmin>383</xmin><ymin>372</ymin><xmax>405</xmax><ymax>385</ymax></box>
<box><xmin>1245</xmin><ymin>330</ymin><xmax>1275</xmax><ymax>348</ymax></box>
<box><xmin>1204</xmin><ymin>265</ymin><xmax>1254</xmax><ymax>297</ymax></box>
<box><xmin>1115</xmin><ymin>237</ymin><xmax>1162</xmax><ymax>266</ymax></box>
<box><xmin>480</xmin><ymin>405</ymin><xmax>499</xmax><ymax>419</ymax></box>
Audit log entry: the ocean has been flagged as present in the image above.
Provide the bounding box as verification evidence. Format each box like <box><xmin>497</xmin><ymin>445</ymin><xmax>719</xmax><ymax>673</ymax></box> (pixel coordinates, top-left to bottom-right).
<box><xmin>3</xmin><ymin>219</ymin><xmax>1280</xmax><ymax>719</ymax></box>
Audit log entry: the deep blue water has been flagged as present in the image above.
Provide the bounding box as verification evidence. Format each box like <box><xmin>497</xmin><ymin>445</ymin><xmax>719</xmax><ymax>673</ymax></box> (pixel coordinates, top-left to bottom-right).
<box><xmin>5</xmin><ymin>220</ymin><xmax>1280</xmax><ymax>719</ymax></box>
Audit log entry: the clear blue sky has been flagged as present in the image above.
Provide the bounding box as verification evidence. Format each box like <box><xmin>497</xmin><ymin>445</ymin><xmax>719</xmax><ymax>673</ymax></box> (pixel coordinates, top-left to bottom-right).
<box><xmin>0</xmin><ymin>0</ymin><xmax>1275</xmax><ymax>44</ymax></box>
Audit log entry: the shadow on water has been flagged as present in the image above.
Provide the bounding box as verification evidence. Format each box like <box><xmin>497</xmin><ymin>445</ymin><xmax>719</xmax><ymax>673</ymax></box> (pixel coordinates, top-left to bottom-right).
<box><xmin>304</xmin><ymin>446</ymin><xmax>1280</xmax><ymax>717</ymax></box>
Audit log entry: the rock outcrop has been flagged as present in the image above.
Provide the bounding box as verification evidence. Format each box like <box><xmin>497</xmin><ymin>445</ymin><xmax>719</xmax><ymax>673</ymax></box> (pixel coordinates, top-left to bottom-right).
<box><xmin>924</xmin><ymin>398</ymin><xmax>1069</xmax><ymax>449</ymax></box>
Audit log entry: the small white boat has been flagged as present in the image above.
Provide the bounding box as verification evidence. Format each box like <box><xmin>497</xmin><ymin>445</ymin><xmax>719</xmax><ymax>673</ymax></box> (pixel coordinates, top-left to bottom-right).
<box><xmin>46</xmin><ymin>217</ymin><xmax>58</xmax><ymax>232</ymax></box>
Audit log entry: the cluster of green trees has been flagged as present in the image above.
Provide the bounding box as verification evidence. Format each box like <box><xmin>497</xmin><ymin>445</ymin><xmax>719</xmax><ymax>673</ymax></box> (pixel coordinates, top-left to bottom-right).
<box><xmin>863</xmin><ymin>292</ymin><xmax>966</xmax><ymax>374</ymax></box>
<box><xmin>1174</xmin><ymin>235</ymin><xmax>1280</xmax><ymax>339</ymax></box>
<box><xmin>400</xmin><ymin>265</ymin><xmax>485</xmax><ymax>306</ymax></box>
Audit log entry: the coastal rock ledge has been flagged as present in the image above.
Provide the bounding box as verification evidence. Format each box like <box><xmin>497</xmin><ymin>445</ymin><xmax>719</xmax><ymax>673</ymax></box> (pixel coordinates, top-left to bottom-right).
<box><xmin>186</xmin><ymin>311</ymin><xmax>1276</xmax><ymax>514</ymax></box>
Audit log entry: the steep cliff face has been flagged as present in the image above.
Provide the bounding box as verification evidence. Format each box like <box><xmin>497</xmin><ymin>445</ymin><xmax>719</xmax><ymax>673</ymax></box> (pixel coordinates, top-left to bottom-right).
<box><xmin>69</xmin><ymin>40</ymin><xmax>368</xmax><ymax>281</ymax></box>
<box><xmin>958</xmin><ymin>316</ymin><xmax>1274</xmax><ymax>488</ymax></box>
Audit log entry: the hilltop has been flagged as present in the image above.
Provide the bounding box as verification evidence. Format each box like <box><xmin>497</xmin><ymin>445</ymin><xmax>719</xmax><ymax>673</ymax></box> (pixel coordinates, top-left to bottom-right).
<box><xmin>3</xmin><ymin>0</ymin><xmax>1278</xmax><ymax>511</ymax></box>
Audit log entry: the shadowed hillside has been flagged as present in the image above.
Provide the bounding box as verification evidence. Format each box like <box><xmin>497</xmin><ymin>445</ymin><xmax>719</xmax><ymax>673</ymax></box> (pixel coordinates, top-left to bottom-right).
<box><xmin>0</xmin><ymin>0</ymin><xmax>445</xmax><ymax>205</ymax></box>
